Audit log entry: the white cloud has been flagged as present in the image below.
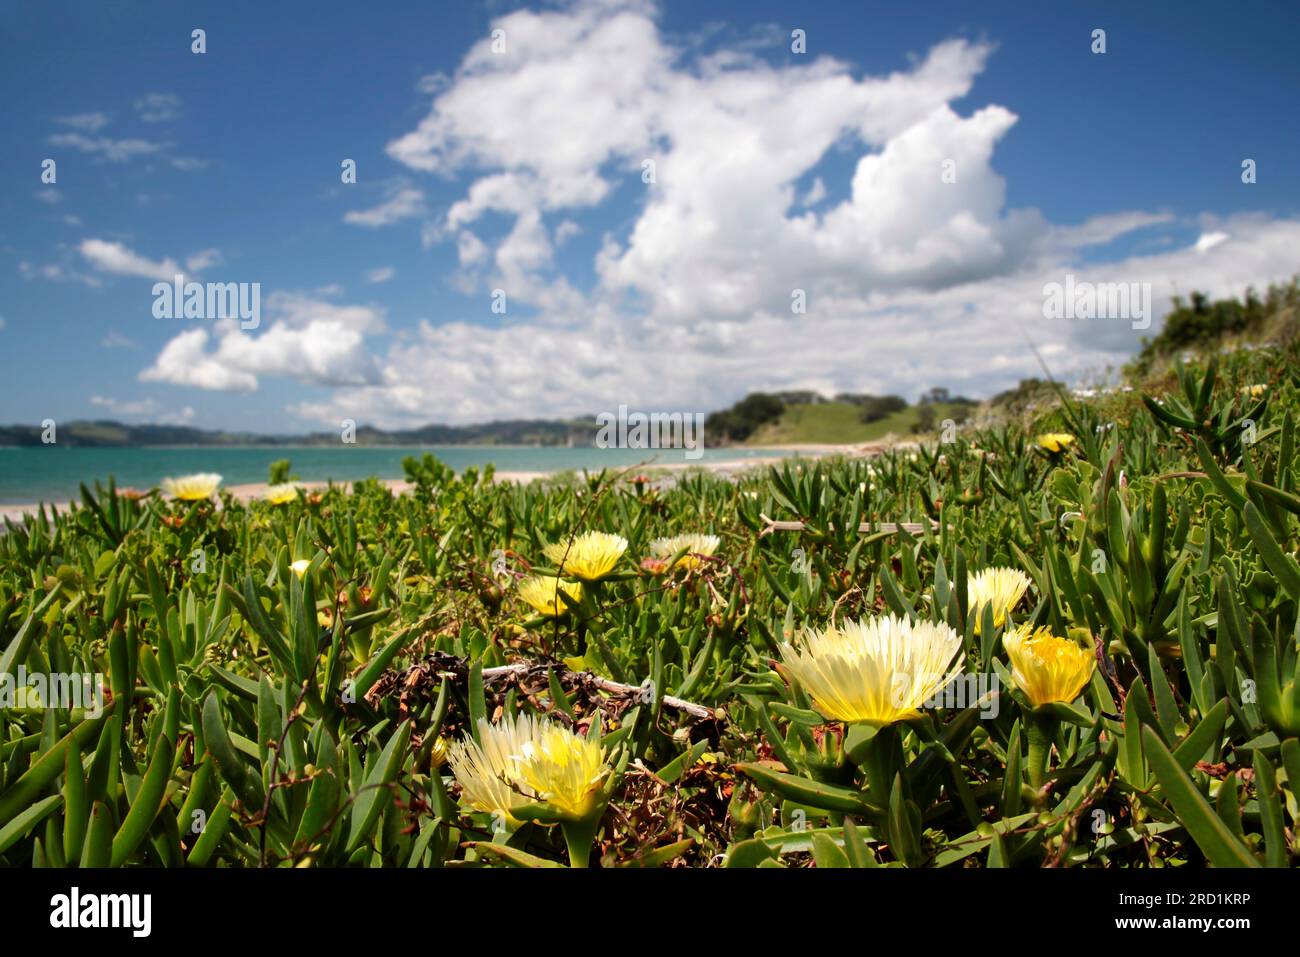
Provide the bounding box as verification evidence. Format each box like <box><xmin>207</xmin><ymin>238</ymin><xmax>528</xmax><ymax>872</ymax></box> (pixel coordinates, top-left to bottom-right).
<box><xmin>283</xmin><ymin>214</ymin><xmax>1300</xmax><ymax>427</ymax></box>
<box><xmin>799</xmin><ymin>178</ymin><xmax>826</xmax><ymax>208</ymax></box>
<box><xmin>18</xmin><ymin>260</ymin><xmax>100</xmax><ymax>286</ymax></box>
<box><xmin>343</xmin><ymin>186</ymin><xmax>425</xmax><ymax>227</ymax></box>
<box><xmin>139</xmin><ymin>328</ymin><xmax>259</xmax><ymax>391</ymax></box>
<box><xmin>366</xmin><ymin>266</ymin><xmax>396</xmax><ymax>283</ymax></box>
<box><xmin>139</xmin><ymin>294</ymin><xmax>386</xmax><ymax>392</ymax></box>
<box><xmin>100</xmin><ymin>330</ymin><xmax>137</xmax><ymax>349</ymax></box>
<box><xmin>1194</xmin><ymin>231</ymin><xmax>1230</xmax><ymax>254</ymax></box>
<box><xmin>48</xmin><ymin>132</ymin><xmax>167</xmax><ymax>163</ymax></box>
<box><xmin>388</xmin><ymin>2</ymin><xmax>1036</xmax><ymax>316</ymax></box>
<box><xmin>79</xmin><ymin>239</ymin><xmax>183</xmax><ymax>281</ymax></box>
<box><xmin>134</xmin><ymin>93</ymin><xmax>182</xmax><ymax>123</ymax></box>
<box><xmin>56</xmin><ymin>112</ymin><xmax>111</xmax><ymax>133</ymax></box>
<box><xmin>185</xmin><ymin>248</ymin><xmax>223</xmax><ymax>273</ymax></box>
<box><xmin>90</xmin><ymin>395</ymin><xmax>196</xmax><ymax>425</ymax></box>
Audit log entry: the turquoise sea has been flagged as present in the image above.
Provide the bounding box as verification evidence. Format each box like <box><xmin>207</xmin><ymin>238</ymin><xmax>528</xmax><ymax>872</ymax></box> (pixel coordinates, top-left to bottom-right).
<box><xmin>0</xmin><ymin>445</ymin><xmax>796</xmax><ymax>504</ymax></box>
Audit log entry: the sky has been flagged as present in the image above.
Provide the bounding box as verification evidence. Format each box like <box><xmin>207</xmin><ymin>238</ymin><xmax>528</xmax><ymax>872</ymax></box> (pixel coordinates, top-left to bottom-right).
<box><xmin>2</xmin><ymin>0</ymin><xmax>1299</xmax><ymax>432</ymax></box>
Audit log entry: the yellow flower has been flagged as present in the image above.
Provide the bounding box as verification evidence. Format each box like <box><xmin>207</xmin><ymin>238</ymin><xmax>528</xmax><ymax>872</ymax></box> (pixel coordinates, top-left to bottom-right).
<box><xmin>264</xmin><ymin>482</ymin><xmax>301</xmax><ymax>505</ymax></box>
<box><xmin>161</xmin><ymin>472</ymin><xmax>222</xmax><ymax>501</ymax></box>
<box><xmin>968</xmin><ymin>567</ymin><xmax>1031</xmax><ymax>634</ymax></box>
<box><xmin>1242</xmin><ymin>384</ymin><xmax>1267</xmax><ymax>399</ymax></box>
<box><xmin>290</xmin><ymin>559</ymin><xmax>312</xmax><ymax>578</ymax></box>
<box><xmin>517</xmin><ymin>576</ymin><xmax>583</xmax><ymax>618</ymax></box>
<box><xmin>317</xmin><ymin>607</ymin><xmax>334</xmax><ymax>630</ymax></box>
<box><xmin>543</xmin><ymin>531</ymin><xmax>628</xmax><ymax>583</ymax></box>
<box><xmin>1037</xmin><ymin>432</ymin><xmax>1075</xmax><ymax>454</ymax></box>
<box><xmin>1004</xmin><ymin>624</ymin><xmax>1095</xmax><ymax>707</ymax></box>
<box><xmin>778</xmin><ymin>614</ymin><xmax>964</xmax><ymax>726</ymax></box>
<box><xmin>428</xmin><ymin>736</ymin><xmax>450</xmax><ymax>770</ymax></box>
<box><xmin>511</xmin><ymin>723</ymin><xmax>610</xmax><ymax>821</ymax></box>
<box><xmin>649</xmin><ymin>533</ymin><xmax>720</xmax><ymax>570</ymax></box>
<box><xmin>448</xmin><ymin>714</ymin><xmax>542</xmax><ymax>825</ymax></box>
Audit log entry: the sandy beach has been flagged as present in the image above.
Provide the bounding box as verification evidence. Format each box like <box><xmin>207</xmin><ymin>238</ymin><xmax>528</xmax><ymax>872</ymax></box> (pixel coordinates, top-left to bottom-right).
<box><xmin>0</xmin><ymin>443</ymin><xmax>885</xmax><ymax>525</ymax></box>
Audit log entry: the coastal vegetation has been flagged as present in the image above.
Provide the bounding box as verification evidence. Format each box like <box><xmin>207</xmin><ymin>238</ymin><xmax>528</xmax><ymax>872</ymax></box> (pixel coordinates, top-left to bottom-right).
<box><xmin>1</xmin><ymin>317</ymin><xmax>1299</xmax><ymax>867</ymax></box>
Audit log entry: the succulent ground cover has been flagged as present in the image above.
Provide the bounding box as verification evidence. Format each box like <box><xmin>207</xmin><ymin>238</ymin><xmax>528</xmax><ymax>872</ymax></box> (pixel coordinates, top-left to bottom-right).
<box><xmin>1</xmin><ymin>341</ymin><xmax>1298</xmax><ymax>868</ymax></box>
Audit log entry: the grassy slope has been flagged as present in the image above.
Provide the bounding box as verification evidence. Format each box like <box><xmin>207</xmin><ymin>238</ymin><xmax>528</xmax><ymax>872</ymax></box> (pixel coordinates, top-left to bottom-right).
<box><xmin>746</xmin><ymin>401</ymin><xmax>962</xmax><ymax>445</ymax></box>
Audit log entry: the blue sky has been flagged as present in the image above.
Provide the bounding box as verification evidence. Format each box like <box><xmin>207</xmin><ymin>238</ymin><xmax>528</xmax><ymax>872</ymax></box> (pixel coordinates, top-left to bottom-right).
<box><xmin>2</xmin><ymin>0</ymin><xmax>1298</xmax><ymax>431</ymax></box>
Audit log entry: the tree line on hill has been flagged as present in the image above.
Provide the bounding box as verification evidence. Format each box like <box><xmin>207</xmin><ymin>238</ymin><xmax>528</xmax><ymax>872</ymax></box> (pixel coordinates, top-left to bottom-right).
<box><xmin>1127</xmin><ymin>275</ymin><xmax>1299</xmax><ymax>376</ymax></box>
<box><xmin>704</xmin><ymin>387</ymin><xmax>976</xmax><ymax>443</ymax></box>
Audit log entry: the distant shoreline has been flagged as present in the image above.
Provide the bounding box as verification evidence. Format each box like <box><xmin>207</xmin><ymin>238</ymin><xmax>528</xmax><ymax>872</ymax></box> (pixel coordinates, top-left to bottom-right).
<box><xmin>0</xmin><ymin>443</ymin><xmax>897</xmax><ymax>524</ymax></box>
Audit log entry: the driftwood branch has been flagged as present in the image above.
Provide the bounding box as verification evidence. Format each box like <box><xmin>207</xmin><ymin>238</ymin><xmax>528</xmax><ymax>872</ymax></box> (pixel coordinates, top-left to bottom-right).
<box><xmin>482</xmin><ymin>662</ymin><xmax>721</xmax><ymax>721</ymax></box>
<box><xmin>757</xmin><ymin>512</ymin><xmax>940</xmax><ymax>537</ymax></box>
<box><xmin>366</xmin><ymin>649</ymin><xmax>722</xmax><ymax>723</ymax></box>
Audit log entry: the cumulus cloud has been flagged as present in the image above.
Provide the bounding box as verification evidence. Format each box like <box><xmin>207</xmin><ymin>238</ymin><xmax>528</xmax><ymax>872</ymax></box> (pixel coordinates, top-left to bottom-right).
<box><xmin>135</xmin><ymin>0</ymin><xmax>1300</xmax><ymax>427</ymax></box>
<box><xmin>139</xmin><ymin>293</ymin><xmax>386</xmax><ymax>392</ymax></box>
<box><xmin>284</xmin><ymin>215</ymin><xmax>1300</xmax><ymax>427</ymax></box>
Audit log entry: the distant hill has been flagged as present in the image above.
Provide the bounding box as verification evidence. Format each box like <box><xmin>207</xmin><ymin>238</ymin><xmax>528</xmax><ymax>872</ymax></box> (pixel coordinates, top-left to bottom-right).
<box><xmin>0</xmin><ymin>418</ymin><xmax>598</xmax><ymax>448</ymax></box>
<box><xmin>745</xmin><ymin>400</ymin><xmax>970</xmax><ymax>445</ymax></box>
<box><xmin>706</xmin><ymin>388</ymin><xmax>975</xmax><ymax>445</ymax></box>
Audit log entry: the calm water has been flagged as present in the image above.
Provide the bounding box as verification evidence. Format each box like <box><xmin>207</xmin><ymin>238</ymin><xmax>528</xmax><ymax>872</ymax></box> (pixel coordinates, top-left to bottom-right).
<box><xmin>0</xmin><ymin>445</ymin><xmax>795</xmax><ymax>504</ymax></box>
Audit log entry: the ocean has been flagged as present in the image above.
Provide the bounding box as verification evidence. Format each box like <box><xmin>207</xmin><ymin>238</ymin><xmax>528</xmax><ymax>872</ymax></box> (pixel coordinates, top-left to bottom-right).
<box><xmin>0</xmin><ymin>445</ymin><xmax>796</xmax><ymax>504</ymax></box>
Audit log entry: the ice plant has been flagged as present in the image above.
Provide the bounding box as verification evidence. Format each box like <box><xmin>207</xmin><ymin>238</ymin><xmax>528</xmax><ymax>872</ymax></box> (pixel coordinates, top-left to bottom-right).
<box><xmin>649</xmin><ymin>533</ymin><xmax>720</xmax><ymax>570</ymax></box>
<box><xmin>1003</xmin><ymin>624</ymin><xmax>1096</xmax><ymax>791</ymax></box>
<box><xmin>778</xmin><ymin>614</ymin><xmax>963</xmax><ymax>806</ymax></box>
<box><xmin>778</xmin><ymin>614</ymin><xmax>964</xmax><ymax>727</ymax></box>
<box><xmin>264</xmin><ymin>482</ymin><xmax>301</xmax><ymax>505</ymax></box>
<box><xmin>161</xmin><ymin>472</ymin><xmax>222</xmax><ymax>501</ymax></box>
<box><xmin>967</xmin><ymin>566</ymin><xmax>1031</xmax><ymax>634</ymax></box>
<box><xmin>543</xmin><ymin>531</ymin><xmax>628</xmax><ymax>583</ymax></box>
<box><xmin>448</xmin><ymin>713</ymin><xmax>612</xmax><ymax>865</ymax></box>
<box><xmin>511</xmin><ymin>721</ymin><xmax>611</xmax><ymax>867</ymax></box>
<box><xmin>517</xmin><ymin>575</ymin><xmax>583</xmax><ymax>618</ymax></box>
<box><xmin>427</xmin><ymin>736</ymin><xmax>450</xmax><ymax>770</ymax></box>
<box><xmin>447</xmin><ymin>713</ymin><xmax>542</xmax><ymax>827</ymax></box>
<box><xmin>1004</xmin><ymin>625</ymin><xmax>1095</xmax><ymax>709</ymax></box>
<box><xmin>1036</xmin><ymin>432</ymin><xmax>1075</xmax><ymax>453</ymax></box>
<box><xmin>512</xmin><ymin>724</ymin><xmax>610</xmax><ymax>820</ymax></box>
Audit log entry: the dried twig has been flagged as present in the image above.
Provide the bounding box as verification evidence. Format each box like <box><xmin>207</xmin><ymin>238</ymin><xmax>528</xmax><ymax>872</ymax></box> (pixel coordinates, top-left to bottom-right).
<box><xmin>367</xmin><ymin>650</ymin><xmax>722</xmax><ymax>722</ymax></box>
<box><xmin>482</xmin><ymin>661</ymin><xmax>721</xmax><ymax>721</ymax></box>
<box><xmin>757</xmin><ymin>513</ymin><xmax>941</xmax><ymax>537</ymax></box>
